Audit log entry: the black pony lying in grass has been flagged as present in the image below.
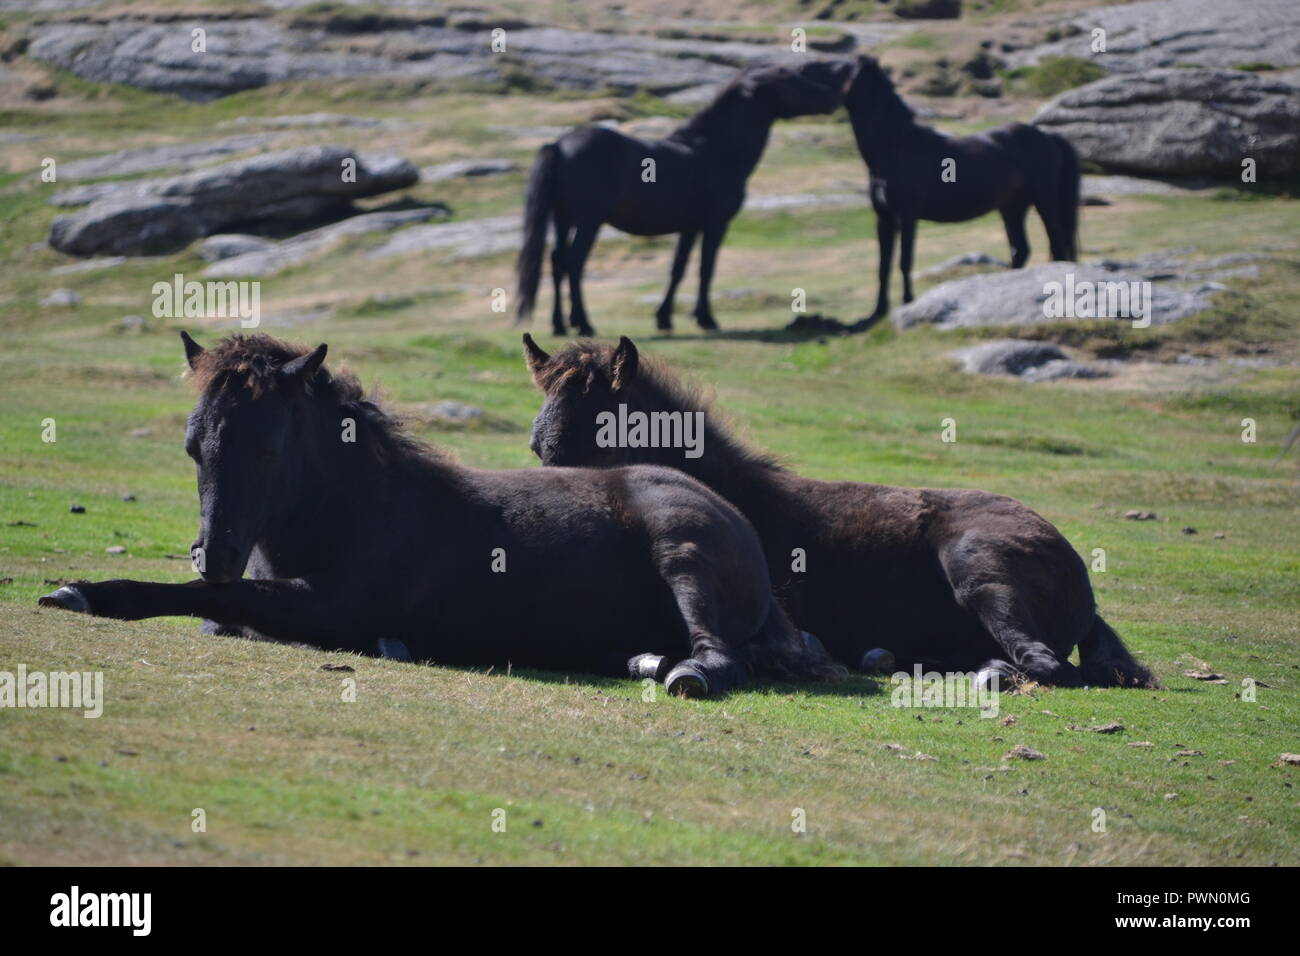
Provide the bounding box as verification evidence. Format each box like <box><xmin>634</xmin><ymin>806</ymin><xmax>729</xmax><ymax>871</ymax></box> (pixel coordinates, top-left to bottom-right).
<box><xmin>39</xmin><ymin>332</ymin><xmax>842</xmax><ymax>697</ymax></box>
<box><xmin>837</xmin><ymin>55</ymin><xmax>1081</xmax><ymax>330</ymax></box>
<box><xmin>515</xmin><ymin>59</ymin><xmax>856</xmax><ymax>336</ymax></box>
<box><xmin>524</xmin><ymin>334</ymin><xmax>1157</xmax><ymax>691</ymax></box>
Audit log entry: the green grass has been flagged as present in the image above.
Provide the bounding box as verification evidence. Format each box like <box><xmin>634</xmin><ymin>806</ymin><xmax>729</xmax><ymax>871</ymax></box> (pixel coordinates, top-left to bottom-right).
<box><xmin>1</xmin><ymin>3</ymin><xmax>1299</xmax><ymax>865</ymax></box>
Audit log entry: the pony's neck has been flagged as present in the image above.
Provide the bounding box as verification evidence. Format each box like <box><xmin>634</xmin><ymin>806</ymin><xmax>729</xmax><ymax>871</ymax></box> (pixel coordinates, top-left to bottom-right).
<box><xmin>848</xmin><ymin>76</ymin><xmax>917</xmax><ymax>171</ymax></box>
<box><xmin>675</xmin><ymin>92</ymin><xmax>774</xmax><ymax>173</ymax></box>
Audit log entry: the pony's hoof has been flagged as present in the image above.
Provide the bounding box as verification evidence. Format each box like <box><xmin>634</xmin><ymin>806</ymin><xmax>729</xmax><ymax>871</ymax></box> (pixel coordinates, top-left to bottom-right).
<box><xmin>39</xmin><ymin>586</ymin><xmax>91</xmax><ymax>614</ymax></box>
<box><xmin>627</xmin><ymin>653</ymin><xmax>672</xmax><ymax>681</ymax></box>
<box><xmin>665</xmin><ymin>662</ymin><xmax>710</xmax><ymax>698</ymax></box>
<box><xmin>377</xmin><ymin>638</ymin><xmax>412</xmax><ymax>662</ymax></box>
<box><xmin>859</xmin><ymin>647</ymin><xmax>895</xmax><ymax>674</ymax></box>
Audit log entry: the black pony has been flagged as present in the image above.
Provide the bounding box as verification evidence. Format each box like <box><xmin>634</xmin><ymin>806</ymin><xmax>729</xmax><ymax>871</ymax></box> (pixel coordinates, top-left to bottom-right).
<box><xmin>525</xmin><ymin>335</ymin><xmax>1157</xmax><ymax>690</ymax></box>
<box><xmin>38</xmin><ymin>332</ymin><xmax>841</xmax><ymax>697</ymax></box>
<box><xmin>515</xmin><ymin>60</ymin><xmax>854</xmax><ymax>336</ymax></box>
<box><xmin>839</xmin><ymin>55</ymin><xmax>1081</xmax><ymax>329</ymax></box>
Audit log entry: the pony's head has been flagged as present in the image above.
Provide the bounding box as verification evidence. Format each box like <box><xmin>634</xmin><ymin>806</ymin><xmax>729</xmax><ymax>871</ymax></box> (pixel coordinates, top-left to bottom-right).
<box><xmin>180</xmin><ymin>331</ymin><xmax>334</xmax><ymax>583</ymax></box>
<box><xmin>841</xmin><ymin>55</ymin><xmax>909</xmax><ymax>123</ymax></box>
<box><xmin>740</xmin><ymin>60</ymin><xmax>851</xmax><ymax>119</ymax></box>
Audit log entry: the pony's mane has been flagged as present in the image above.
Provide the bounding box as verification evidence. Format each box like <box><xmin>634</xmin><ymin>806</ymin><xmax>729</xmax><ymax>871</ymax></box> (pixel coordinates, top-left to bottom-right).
<box><xmin>188</xmin><ymin>334</ymin><xmax>449</xmax><ymax>467</ymax></box>
<box><xmin>848</xmin><ymin>56</ymin><xmax>914</xmax><ymax>124</ymax></box>
<box><xmin>668</xmin><ymin>65</ymin><xmax>771</xmax><ymax>143</ymax></box>
<box><xmin>540</xmin><ymin>340</ymin><xmax>785</xmax><ymax>474</ymax></box>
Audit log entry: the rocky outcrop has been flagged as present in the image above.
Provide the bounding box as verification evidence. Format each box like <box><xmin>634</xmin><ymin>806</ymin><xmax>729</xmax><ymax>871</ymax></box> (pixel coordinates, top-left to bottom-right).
<box><xmin>48</xmin><ymin>146</ymin><xmax>419</xmax><ymax>257</ymax></box>
<box><xmin>892</xmin><ymin>259</ymin><xmax>1238</xmax><ymax>331</ymax></box>
<box><xmin>26</xmin><ymin>15</ymin><xmax>793</xmax><ymax>102</ymax></box>
<box><xmin>1035</xmin><ymin>69</ymin><xmax>1300</xmax><ymax>178</ymax></box>
<box><xmin>1009</xmin><ymin>0</ymin><xmax>1300</xmax><ymax>75</ymax></box>
<box><xmin>951</xmin><ymin>339</ymin><xmax>1109</xmax><ymax>382</ymax></box>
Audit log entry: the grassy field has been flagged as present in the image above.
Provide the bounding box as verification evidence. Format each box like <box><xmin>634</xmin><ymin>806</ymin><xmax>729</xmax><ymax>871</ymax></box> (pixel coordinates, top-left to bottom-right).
<box><xmin>1</xmin><ymin>1</ymin><xmax>1298</xmax><ymax>865</ymax></box>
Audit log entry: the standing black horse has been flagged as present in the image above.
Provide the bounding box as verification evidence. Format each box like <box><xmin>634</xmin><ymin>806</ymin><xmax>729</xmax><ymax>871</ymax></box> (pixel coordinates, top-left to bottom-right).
<box><xmin>515</xmin><ymin>60</ymin><xmax>854</xmax><ymax>336</ymax></box>
<box><xmin>38</xmin><ymin>332</ymin><xmax>841</xmax><ymax>698</ymax></box>
<box><xmin>524</xmin><ymin>334</ymin><xmax>1157</xmax><ymax>690</ymax></box>
<box><xmin>838</xmin><ymin>56</ymin><xmax>1081</xmax><ymax>329</ymax></box>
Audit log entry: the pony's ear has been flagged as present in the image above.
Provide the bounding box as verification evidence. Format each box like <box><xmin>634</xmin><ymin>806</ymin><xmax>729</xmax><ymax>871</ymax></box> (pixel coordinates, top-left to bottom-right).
<box><xmin>522</xmin><ymin>333</ymin><xmax>551</xmax><ymax>380</ymax></box>
<box><xmin>279</xmin><ymin>343</ymin><xmax>328</xmax><ymax>390</ymax></box>
<box><xmin>180</xmin><ymin>330</ymin><xmax>204</xmax><ymax>370</ymax></box>
<box><xmin>611</xmin><ymin>336</ymin><xmax>639</xmax><ymax>392</ymax></box>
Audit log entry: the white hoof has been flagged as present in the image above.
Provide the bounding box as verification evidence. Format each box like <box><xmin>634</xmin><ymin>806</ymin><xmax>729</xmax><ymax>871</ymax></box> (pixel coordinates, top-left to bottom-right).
<box><xmin>38</xmin><ymin>586</ymin><xmax>91</xmax><ymax>614</ymax></box>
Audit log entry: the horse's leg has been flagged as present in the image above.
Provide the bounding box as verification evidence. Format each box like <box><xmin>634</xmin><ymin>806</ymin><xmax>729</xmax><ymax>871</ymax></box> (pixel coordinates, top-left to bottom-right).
<box><xmin>1033</xmin><ymin>196</ymin><xmax>1069</xmax><ymax>262</ymax></box>
<box><xmin>656</xmin><ymin>230</ymin><xmax>697</xmax><ymax>332</ymax></box>
<box><xmin>898</xmin><ymin>215</ymin><xmax>918</xmax><ymax>305</ymax></box>
<box><xmin>691</xmin><ymin>223</ymin><xmax>726</xmax><ymax>331</ymax></box>
<box><xmin>940</xmin><ymin>554</ymin><xmax>1083</xmax><ymax>689</ymax></box>
<box><xmin>39</xmin><ymin>578</ymin><xmax>376</xmax><ymax>654</ymax></box>
<box><xmin>1000</xmin><ymin>203</ymin><xmax>1030</xmax><ymax>268</ymax></box>
<box><xmin>856</xmin><ymin>210</ymin><xmax>895</xmax><ymax>329</ymax></box>
<box><xmin>649</xmin><ymin>549</ymin><xmax>747</xmax><ymax>697</ymax></box>
<box><xmin>550</xmin><ymin>214</ymin><xmax>570</xmax><ymax>336</ymax></box>
<box><xmin>565</xmin><ymin>221</ymin><xmax>599</xmax><ymax>337</ymax></box>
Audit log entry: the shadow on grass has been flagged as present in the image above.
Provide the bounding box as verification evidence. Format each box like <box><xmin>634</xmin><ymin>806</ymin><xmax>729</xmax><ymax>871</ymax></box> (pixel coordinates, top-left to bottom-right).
<box><xmin>463</xmin><ymin>664</ymin><xmax>886</xmax><ymax>699</ymax></box>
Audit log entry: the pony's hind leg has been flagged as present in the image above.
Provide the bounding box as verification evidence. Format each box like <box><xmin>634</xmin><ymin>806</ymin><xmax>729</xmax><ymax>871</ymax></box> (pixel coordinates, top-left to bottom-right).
<box><xmin>565</xmin><ymin>221</ymin><xmax>599</xmax><ymax>336</ymax></box>
<box><xmin>550</xmin><ymin>215</ymin><xmax>570</xmax><ymax>336</ymax></box>
<box><xmin>958</xmin><ymin>581</ymin><xmax>1082</xmax><ymax>688</ymax></box>
<box><xmin>1033</xmin><ymin>198</ymin><xmax>1070</xmax><ymax>262</ymax></box>
<box><xmin>654</xmin><ymin>562</ymin><xmax>748</xmax><ymax>697</ymax></box>
<box><xmin>1000</xmin><ymin>203</ymin><xmax>1030</xmax><ymax>268</ymax></box>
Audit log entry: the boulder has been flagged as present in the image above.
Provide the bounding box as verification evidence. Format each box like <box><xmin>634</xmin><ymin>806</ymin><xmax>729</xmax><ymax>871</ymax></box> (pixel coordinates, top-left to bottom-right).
<box><xmin>1009</xmin><ymin>0</ymin><xmax>1300</xmax><ymax>75</ymax></box>
<box><xmin>893</xmin><ymin>260</ymin><xmax>1230</xmax><ymax>331</ymax></box>
<box><xmin>951</xmin><ymin>339</ymin><xmax>1109</xmax><ymax>382</ymax></box>
<box><xmin>26</xmin><ymin>16</ymin><xmax>782</xmax><ymax>102</ymax></box>
<box><xmin>48</xmin><ymin>146</ymin><xmax>419</xmax><ymax>257</ymax></box>
<box><xmin>420</xmin><ymin>158</ymin><xmax>518</xmax><ymax>183</ymax></box>
<box><xmin>1034</xmin><ymin>69</ymin><xmax>1300</xmax><ymax>178</ymax></box>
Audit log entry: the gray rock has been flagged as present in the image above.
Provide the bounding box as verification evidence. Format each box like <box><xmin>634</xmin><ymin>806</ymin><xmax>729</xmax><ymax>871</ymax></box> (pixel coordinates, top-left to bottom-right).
<box><xmin>26</xmin><ymin>17</ymin><xmax>793</xmax><ymax>102</ymax></box>
<box><xmin>198</xmin><ymin>234</ymin><xmax>276</xmax><ymax>263</ymax></box>
<box><xmin>40</xmin><ymin>288</ymin><xmax>81</xmax><ymax>307</ymax></box>
<box><xmin>57</xmin><ymin>134</ymin><xmax>282</xmax><ymax>180</ymax></box>
<box><xmin>1020</xmin><ymin>359</ymin><xmax>1109</xmax><ymax>382</ymax></box>
<box><xmin>1009</xmin><ymin>0</ymin><xmax>1300</xmax><ymax>75</ymax></box>
<box><xmin>49</xmin><ymin>146</ymin><xmax>419</xmax><ymax>256</ymax></box>
<box><xmin>923</xmin><ymin>251</ymin><xmax>1010</xmax><ymax>277</ymax></box>
<box><xmin>204</xmin><ymin>206</ymin><xmax>446</xmax><ymax>278</ymax></box>
<box><xmin>951</xmin><ymin>339</ymin><xmax>1068</xmax><ymax>376</ymax></box>
<box><xmin>423</xmin><ymin>401</ymin><xmax>484</xmax><ymax>423</ymax></box>
<box><xmin>1034</xmin><ymin>68</ymin><xmax>1300</xmax><ymax>178</ymax></box>
<box><xmin>420</xmin><ymin>158</ymin><xmax>518</xmax><ymax>183</ymax></box>
<box><xmin>894</xmin><ymin>261</ymin><xmax>1227</xmax><ymax>331</ymax></box>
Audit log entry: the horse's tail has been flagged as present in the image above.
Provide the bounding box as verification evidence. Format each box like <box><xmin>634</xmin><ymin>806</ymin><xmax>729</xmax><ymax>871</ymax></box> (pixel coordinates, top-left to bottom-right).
<box><xmin>1078</xmin><ymin>615</ymin><xmax>1158</xmax><ymax>688</ymax></box>
<box><xmin>749</xmin><ymin>599</ymin><xmax>847</xmax><ymax>684</ymax></box>
<box><xmin>515</xmin><ymin>143</ymin><xmax>558</xmax><ymax>323</ymax></box>
<box><xmin>1053</xmin><ymin>133</ymin><xmax>1081</xmax><ymax>260</ymax></box>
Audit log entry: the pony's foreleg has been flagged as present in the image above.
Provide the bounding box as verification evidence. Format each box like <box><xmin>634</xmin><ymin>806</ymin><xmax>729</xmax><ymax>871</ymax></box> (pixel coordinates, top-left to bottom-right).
<box><xmin>39</xmin><ymin>578</ymin><xmax>374</xmax><ymax>654</ymax></box>
<box><xmin>656</xmin><ymin>230</ymin><xmax>697</xmax><ymax>332</ymax></box>
<box><xmin>866</xmin><ymin>211</ymin><xmax>895</xmax><ymax>323</ymax></box>
<box><xmin>565</xmin><ymin>222</ymin><xmax>599</xmax><ymax>337</ymax></box>
<box><xmin>898</xmin><ymin>216</ymin><xmax>917</xmax><ymax>304</ymax></box>
<box><xmin>691</xmin><ymin>223</ymin><xmax>726</xmax><ymax>331</ymax></box>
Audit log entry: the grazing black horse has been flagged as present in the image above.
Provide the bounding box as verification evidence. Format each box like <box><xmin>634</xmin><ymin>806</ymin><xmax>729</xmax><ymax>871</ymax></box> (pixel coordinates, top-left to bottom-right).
<box><xmin>524</xmin><ymin>334</ymin><xmax>1157</xmax><ymax>690</ymax></box>
<box><xmin>38</xmin><ymin>332</ymin><xmax>842</xmax><ymax>697</ymax></box>
<box><xmin>515</xmin><ymin>60</ymin><xmax>855</xmax><ymax>336</ymax></box>
<box><xmin>838</xmin><ymin>56</ymin><xmax>1081</xmax><ymax>329</ymax></box>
